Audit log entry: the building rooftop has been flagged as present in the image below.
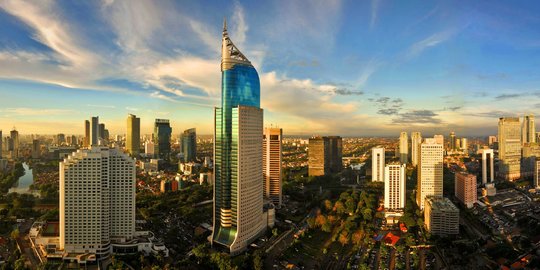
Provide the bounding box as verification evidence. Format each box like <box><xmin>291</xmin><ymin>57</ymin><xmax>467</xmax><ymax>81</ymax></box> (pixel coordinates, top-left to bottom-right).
<box><xmin>426</xmin><ymin>196</ymin><xmax>459</xmax><ymax>212</ymax></box>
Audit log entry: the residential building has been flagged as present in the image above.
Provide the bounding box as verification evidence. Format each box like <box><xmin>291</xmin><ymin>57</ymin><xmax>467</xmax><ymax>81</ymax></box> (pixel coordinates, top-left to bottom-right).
<box><xmin>455</xmin><ymin>172</ymin><xmax>477</xmax><ymax>208</ymax></box>
<box><xmin>211</xmin><ymin>21</ymin><xmax>265</xmax><ymax>255</ymax></box>
<box><xmin>126</xmin><ymin>114</ymin><xmax>140</xmax><ymax>156</ymax></box>
<box><xmin>263</xmin><ymin>127</ymin><xmax>282</xmax><ymax>208</ymax></box>
<box><xmin>384</xmin><ymin>163</ymin><xmax>406</xmax><ymax>210</ymax></box>
<box><xmin>498</xmin><ymin>117</ymin><xmax>521</xmax><ymax>180</ymax></box>
<box><xmin>417</xmin><ymin>138</ymin><xmax>443</xmax><ymax>210</ymax></box>
<box><xmin>424</xmin><ymin>196</ymin><xmax>459</xmax><ymax>236</ymax></box>
<box><xmin>371</xmin><ymin>147</ymin><xmax>385</xmax><ymax>182</ymax></box>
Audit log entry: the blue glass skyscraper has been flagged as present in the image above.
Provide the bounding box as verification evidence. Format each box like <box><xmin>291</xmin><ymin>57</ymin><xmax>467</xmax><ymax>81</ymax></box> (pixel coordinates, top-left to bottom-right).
<box><xmin>211</xmin><ymin>19</ymin><xmax>264</xmax><ymax>254</ymax></box>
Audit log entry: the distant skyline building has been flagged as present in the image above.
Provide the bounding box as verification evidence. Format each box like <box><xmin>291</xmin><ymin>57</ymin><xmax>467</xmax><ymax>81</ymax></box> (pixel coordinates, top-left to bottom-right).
<box><xmin>479</xmin><ymin>148</ymin><xmax>494</xmax><ymax>184</ymax></box>
<box><xmin>461</xmin><ymin>138</ymin><xmax>468</xmax><ymax>152</ymax></box>
<box><xmin>0</xmin><ymin>130</ymin><xmax>2</xmax><ymax>159</ymax></box>
<box><xmin>399</xmin><ymin>132</ymin><xmax>408</xmax><ymax>164</ymax></box>
<box><xmin>154</xmin><ymin>119</ymin><xmax>172</xmax><ymax>159</ymax></box>
<box><xmin>60</xmin><ymin>147</ymin><xmax>135</xmax><ymax>258</ymax></box>
<box><xmin>522</xmin><ymin>114</ymin><xmax>535</xmax><ymax>145</ymax></box>
<box><xmin>455</xmin><ymin>172</ymin><xmax>477</xmax><ymax>208</ymax></box>
<box><xmin>84</xmin><ymin>120</ymin><xmax>90</xmax><ymax>147</ymax></box>
<box><xmin>10</xmin><ymin>129</ymin><xmax>19</xmax><ymax>159</ymax></box>
<box><xmin>433</xmin><ymin>134</ymin><xmax>444</xmax><ymax>145</ymax></box>
<box><xmin>90</xmin><ymin>116</ymin><xmax>99</xmax><ymax>146</ymax></box>
<box><xmin>498</xmin><ymin>117</ymin><xmax>521</xmax><ymax>181</ymax></box>
<box><xmin>424</xmin><ymin>196</ymin><xmax>459</xmax><ymax>236</ymax></box>
<box><xmin>384</xmin><ymin>163</ymin><xmax>405</xmax><ymax>210</ymax></box>
<box><xmin>449</xmin><ymin>131</ymin><xmax>456</xmax><ymax>150</ymax></box>
<box><xmin>211</xmin><ymin>21</ymin><xmax>264</xmax><ymax>255</ymax></box>
<box><xmin>126</xmin><ymin>114</ymin><xmax>140</xmax><ymax>156</ymax></box>
<box><xmin>521</xmin><ymin>143</ymin><xmax>540</xmax><ymax>178</ymax></box>
<box><xmin>411</xmin><ymin>132</ymin><xmax>422</xmax><ymax>167</ymax></box>
<box><xmin>535</xmin><ymin>160</ymin><xmax>540</xmax><ymax>188</ymax></box>
<box><xmin>57</xmin><ymin>133</ymin><xmax>65</xmax><ymax>145</ymax></box>
<box><xmin>182</xmin><ymin>128</ymin><xmax>197</xmax><ymax>162</ymax></box>
<box><xmin>32</xmin><ymin>139</ymin><xmax>40</xmax><ymax>159</ymax></box>
<box><xmin>308</xmin><ymin>136</ymin><xmax>342</xmax><ymax>176</ymax></box>
<box><xmin>488</xmin><ymin>135</ymin><xmax>497</xmax><ymax>146</ymax></box>
<box><xmin>417</xmin><ymin>138</ymin><xmax>443</xmax><ymax>210</ymax></box>
<box><xmin>144</xmin><ymin>141</ymin><xmax>154</xmax><ymax>156</ymax></box>
<box><xmin>263</xmin><ymin>127</ymin><xmax>282</xmax><ymax>208</ymax></box>
<box><xmin>371</xmin><ymin>147</ymin><xmax>385</xmax><ymax>182</ymax></box>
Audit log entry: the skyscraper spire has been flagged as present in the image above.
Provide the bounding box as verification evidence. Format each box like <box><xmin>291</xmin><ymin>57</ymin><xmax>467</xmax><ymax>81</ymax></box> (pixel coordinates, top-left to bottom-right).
<box><xmin>223</xmin><ymin>17</ymin><xmax>227</xmax><ymax>33</ymax></box>
<box><xmin>221</xmin><ymin>17</ymin><xmax>250</xmax><ymax>71</ymax></box>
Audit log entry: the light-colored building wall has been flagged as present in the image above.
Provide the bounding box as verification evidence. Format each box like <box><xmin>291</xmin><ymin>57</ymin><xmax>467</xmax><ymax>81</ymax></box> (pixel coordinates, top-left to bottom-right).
<box><xmin>263</xmin><ymin>127</ymin><xmax>282</xmax><ymax>208</ymax></box>
<box><xmin>479</xmin><ymin>149</ymin><xmax>494</xmax><ymax>184</ymax></box>
<box><xmin>384</xmin><ymin>163</ymin><xmax>405</xmax><ymax>210</ymax></box>
<box><xmin>399</xmin><ymin>132</ymin><xmax>408</xmax><ymax>164</ymax></box>
<box><xmin>424</xmin><ymin>196</ymin><xmax>459</xmax><ymax>236</ymax></box>
<box><xmin>417</xmin><ymin>138</ymin><xmax>443</xmax><ymax>210</ymax></box>
<box><xmin>411</xmin><ymin>132</ymin><xmax>422</xmax><ymax>166</ymax></box>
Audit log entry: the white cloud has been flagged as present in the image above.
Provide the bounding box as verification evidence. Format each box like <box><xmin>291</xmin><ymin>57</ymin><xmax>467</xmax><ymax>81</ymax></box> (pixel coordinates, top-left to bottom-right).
<box><xmin>405</xmin><ymin>29</ymin><xmax>456</xmax><ymax>60</ymax></box>
<box><xmin>370</xmin><ymin>0</ymin><xmax>381</xmax><ymax>30</ymax></box>
<box><xmin>1</xmin><ymin>107</ymin><xmax>74</xmax><ymax>116</ymax></box>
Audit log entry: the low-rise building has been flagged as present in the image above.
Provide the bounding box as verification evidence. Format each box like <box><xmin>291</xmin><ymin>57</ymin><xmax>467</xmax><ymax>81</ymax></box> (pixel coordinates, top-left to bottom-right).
<box><xmin>424</xmin><ymin>196</ymin><xmax>459</xmax><ymax>236</ymax></box>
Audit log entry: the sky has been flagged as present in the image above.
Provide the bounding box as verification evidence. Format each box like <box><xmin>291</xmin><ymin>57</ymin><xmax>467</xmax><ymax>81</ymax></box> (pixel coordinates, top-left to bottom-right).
<box><xmin>1</xmin><ymin>0</ymin><xmax>540</xmax><ymax>137</ymax></box>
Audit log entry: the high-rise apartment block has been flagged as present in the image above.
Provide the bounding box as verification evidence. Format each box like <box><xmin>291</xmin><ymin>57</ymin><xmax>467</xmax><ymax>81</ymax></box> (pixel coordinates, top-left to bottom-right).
<box><xmin>417</xmin><ymin>138</ymin><xmax>443</xmax><ymax>210</ymax></box>
<box><xmin>308</xmin><ymin>136</ymin><xmax>342</xmax><ymax>176</ymax></box>
<box><xmin>60</xmin><ymin>147</ymin><xmax>135</xmax><ymax>258</ymax></box>
<box><xmin>211</xmin><ymin>21</ymin><xmax>265</xmax><ymax>255</ymax></box>
<box><xmin>399</xmin><ymin>132</ymin><xmax>408</xmax><ymax>164</ymax></box>
<box><xmin>498</xmin><ymin>117</ymin><xmax>521</xmax><ymax>181</ymax></box>
<box><xmin>154</xmin><ymin>119</ymin><xmax>172</xmax><ymax>159</ymax></box>
<box><xmin>479</xmin><ymin>148</ymin><xmax>494</xmax><ymax>184</ymax></box>
<box><xmin>126</xmin><ymin>114</ymin><xmax>140</xmax><ymax>156</ymax></box>
<box><xmin>411</xmin><ymin>132</ymin><xmax>422</xmax><ymax>166</ymax></box>
<box><xmin>424</xmin><ymin>196</ymin><xmax>459</xmax><ymax>236</ymax></box>
<box><xmin>371</xmin><ymin>147</ymin><xmax>385</xmax><ymax>182</ymax></box>
<box><xmin>455</xmin><ymin>172</ymin><xmax>477</xmax><ymax>208</ymax></box>
<box><xmin>182</xmin><ymin>128</ymin><xmax>197</xmax><ymax>162</ymax></box>
<box><xmin>263</xmin><ymin>127</ymin><xmax>282</xmax><ymax>208</ymax></box>
<box><xmin>522</xmin><ymin>114</ymin><xmax>535</xmax><ymax>145</ymax></box>
<box><xmin>384</xmin><ymin>163</ymin><xmax>405</xmax><ymax>210</ymax></box>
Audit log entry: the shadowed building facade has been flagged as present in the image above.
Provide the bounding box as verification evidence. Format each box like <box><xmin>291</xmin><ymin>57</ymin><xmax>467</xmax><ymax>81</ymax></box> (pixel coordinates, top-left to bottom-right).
<box><xmin>126</xmin><ymin>114</ymin><xmax>140</xmax><ymax>156</ymax></box>
<box><xmin>308</xmin><ymin>136</ymin><xmax>342</xmax><ymax>176</ymax></box>
<box><xmin>182</xmin><ymin>128</ymin><xmax>197</xmax><ymax>162</ymax></box>
<box><xmin>154</xmin><ymin>119</ymin><xmax>172</xmax><ymax>160</ymax></box>
<box><xmin>211</xmin><ymin>20</ymin><xmax>264</xmax><ymax>255</ymax></box>
<box><xmin>263</xmin><ymin>127</ymin><xmax>282</xmax><ymax>208</ymax></box>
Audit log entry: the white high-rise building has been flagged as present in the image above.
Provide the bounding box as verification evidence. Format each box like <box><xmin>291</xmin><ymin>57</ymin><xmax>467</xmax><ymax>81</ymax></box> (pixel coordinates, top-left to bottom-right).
<box><xmin>144</xmin><ymin>140</ymin><xmax>155</xmax><ymax>156</ymax></box>
<box><xmin>411</xmin><ymin>132</ymin><xmax>422</xmax><ymax>166</ymax></box>
<box><xmin>417</xmin><ymin>138</ymin><xmax>444</xmax><ymax>210</ymax></box>
<box><xmin>399</xmin><ymin>132</ymin><xmax>408</xmax><ymax>164</ymax></box>
<box><xmin>263</xmin><ymin>127</ymin><xmax>282</xmax><ymax>208</ymax></box>
<box><xmin>60</xmin><ymin>147</ymin><xmax>135</xmax><ymax>258</ymax></box>
<box><xmin>371</xmin><ymin>147</ymin><xmax>385</xmax><ymax>182</ymax></box>
<box><xmin>461</xmin><ymin>138</ymin><xmax>468</xmax><ymax>152</ymax></box>
<box><xmin>479</xmin><ymin>148</ymin><xmax>494</xmax><ymax>184</ymax></box>
<box><xmin>384</xmin><ymin>163</ymin><xmax>405</xmax><ymax>210</ymax></box>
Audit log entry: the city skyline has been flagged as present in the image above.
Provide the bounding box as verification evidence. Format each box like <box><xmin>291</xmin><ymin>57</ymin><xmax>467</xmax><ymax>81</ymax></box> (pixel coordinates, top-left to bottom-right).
<box><xmin>1</xmin><ymin>1</ymin><xmax>540</xmax><ymax>136</ymax></box>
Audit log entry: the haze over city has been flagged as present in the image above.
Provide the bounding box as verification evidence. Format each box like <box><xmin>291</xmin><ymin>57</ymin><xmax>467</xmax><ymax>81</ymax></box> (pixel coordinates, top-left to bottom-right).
<box><xmin>1</xmin><ymin>1</ymin><xmax>540</xmax><ymax>136</ymax></box>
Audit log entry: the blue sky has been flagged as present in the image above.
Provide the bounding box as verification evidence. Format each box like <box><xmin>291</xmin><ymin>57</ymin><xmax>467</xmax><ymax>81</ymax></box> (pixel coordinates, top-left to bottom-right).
<box><xmin>1</xmin><ymin>0</ymin><xmax>540</xmax><ymax>136</ymax></box>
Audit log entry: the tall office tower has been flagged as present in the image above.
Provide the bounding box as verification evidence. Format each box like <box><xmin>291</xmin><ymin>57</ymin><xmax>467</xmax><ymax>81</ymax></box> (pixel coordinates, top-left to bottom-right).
<box><xmin>84</xmin><ymin>120</ymin><xmax>90</xmax><ymax>147</ymax></box>
<box><xmin>0</xmin><ymin>130</ymin><xmax>2</xmax><ymax>159</ymax></box>
<box><xmin>371</xmin><ymin>147</ymin><xmax>385</xmax><ymax>182</ymax></box>
<box><xmin>327</xmin><ymin>136</ymin><xmax>343</xmax><ymax>173</ymax></box>
<box><xmin>521</xmin><ymin>143</ymin><xmax>540</xmax><ymax>178</ymax></box>
<box><xmin>263</xmin><ymin>127</ymin><xmax>282</xmax><ymax>208</ymax></box>
<box><xmin>488</xmin><ymin>136</ymin><xmax>497</xmax><ymax>146</ymax></box>
<box><xmin>126</xmin><ymin>114</ymin><xmax>141</xmax><ymax>156</ymax></box>
<box><xmin>99</xmin><ymin>123</ymin><xmax>106</xmax><ymax>140</ymax></box>
<box><xmin>498</xmin><ymin>117</ymin><xmax>521</xmax><ymax>181</ymax></box>
<box><xmin>424</xmin><ymin>196</ymin><xmax>459</xmax><ymax>236</ymax></box>
<box><xmin>211</xmin><ymin>20</ymin><xmax>264</xmax><ymax>255</ymax></box>
<box><xmin>411</xmin><ymin>132</ymin><xmax>422</xmax><ymax>166</ymax></box>
<box><xmin>416</xmin><ymin>138</ymin><xmax>443</xmax><ymax>210</ymax></box>
<box><xmin>144</xmin><ymin>141</ymin><xmax>155</xmax><ymax>156</ymax></box>
<box><xmin>60</xmin><ymin>147</ymin><xmax>135</xmax><ymax>258</ymax></box>
<box><xmin>433</xmin><ymin>134</ymin><xmax>444</xmax><ymax>145</ymax></box>
<box><xmin>522</xmin><ymin>114</ymin><xmax>536</xmax><ymax>144</ymax></box>
<box><xmin>308</xmin><ymin>136</ymin><xmax>328</xmax><ymax>176</ymax></box>
<box><xmin>455</xmin><ymin>172</ymin><xmax>477</xmax><ymax>208</ymax></box>
<box><xmin>399</xmin><ymin>132</ymin><xmax>408</xmax><ymax>164</ymax></box>
<box><xmin>479</xmin><ymin>149</ymin><xmax>494</xmax><ymax>184</ymax></box>
<box><xmin>535</xmin><ymin>160</ymin><xmax>540</xmax><ymax>188</ymax></box>
<box><xmin>57</xmin><ymin>133</ymin><xmax>66</xmax><ymax>145</ymax></box>
<box><xmin>71</xmin><ymin>135</ymin><xmax>77</xmax><ymax>146</ymax></box>
<box><xmin>182</xmin><ymin>128</ymin><xmax>197</xmax><ymax>162</ymax></box>
<box><xmin>91</xmin><ymin>116</ymin><xmax>99</xmax><ymax>146</ymax></box>
<box><xmin>449</xmin><ymin>131</ymin><xmax>456</xmax><ymax>150</ymax></box>
<box><xmin>154</xmin><ymin>119</ymin><xmax>172</xmax><ymax>159</ymax></box>
<box><xmin>32</xmin><ymin>140</ymin><xmax>40</xmax><ymax>159</ymax></box>
<box><xmin>384</xmin><ymin>163</ymin><xmax>406</xmax><ymax>210</ymax></box>
<box><xmin>536</xmin><ymin>132</ymin><xmax>540</xmax><ymax>144</ymax></box>
<box><xmin>461</xmin><ymin>138</ymin><xmax>468</xmax><ymax>152</ymax></box>
<box><xmin>103</xmin><ymin>129</ymin><xmax>109</xmax><ymax>143</ymax></box>
<box><xmin>10</xmin><ymin>129</ymin><xmax>19</xmax><ymax>159</ymax></box>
